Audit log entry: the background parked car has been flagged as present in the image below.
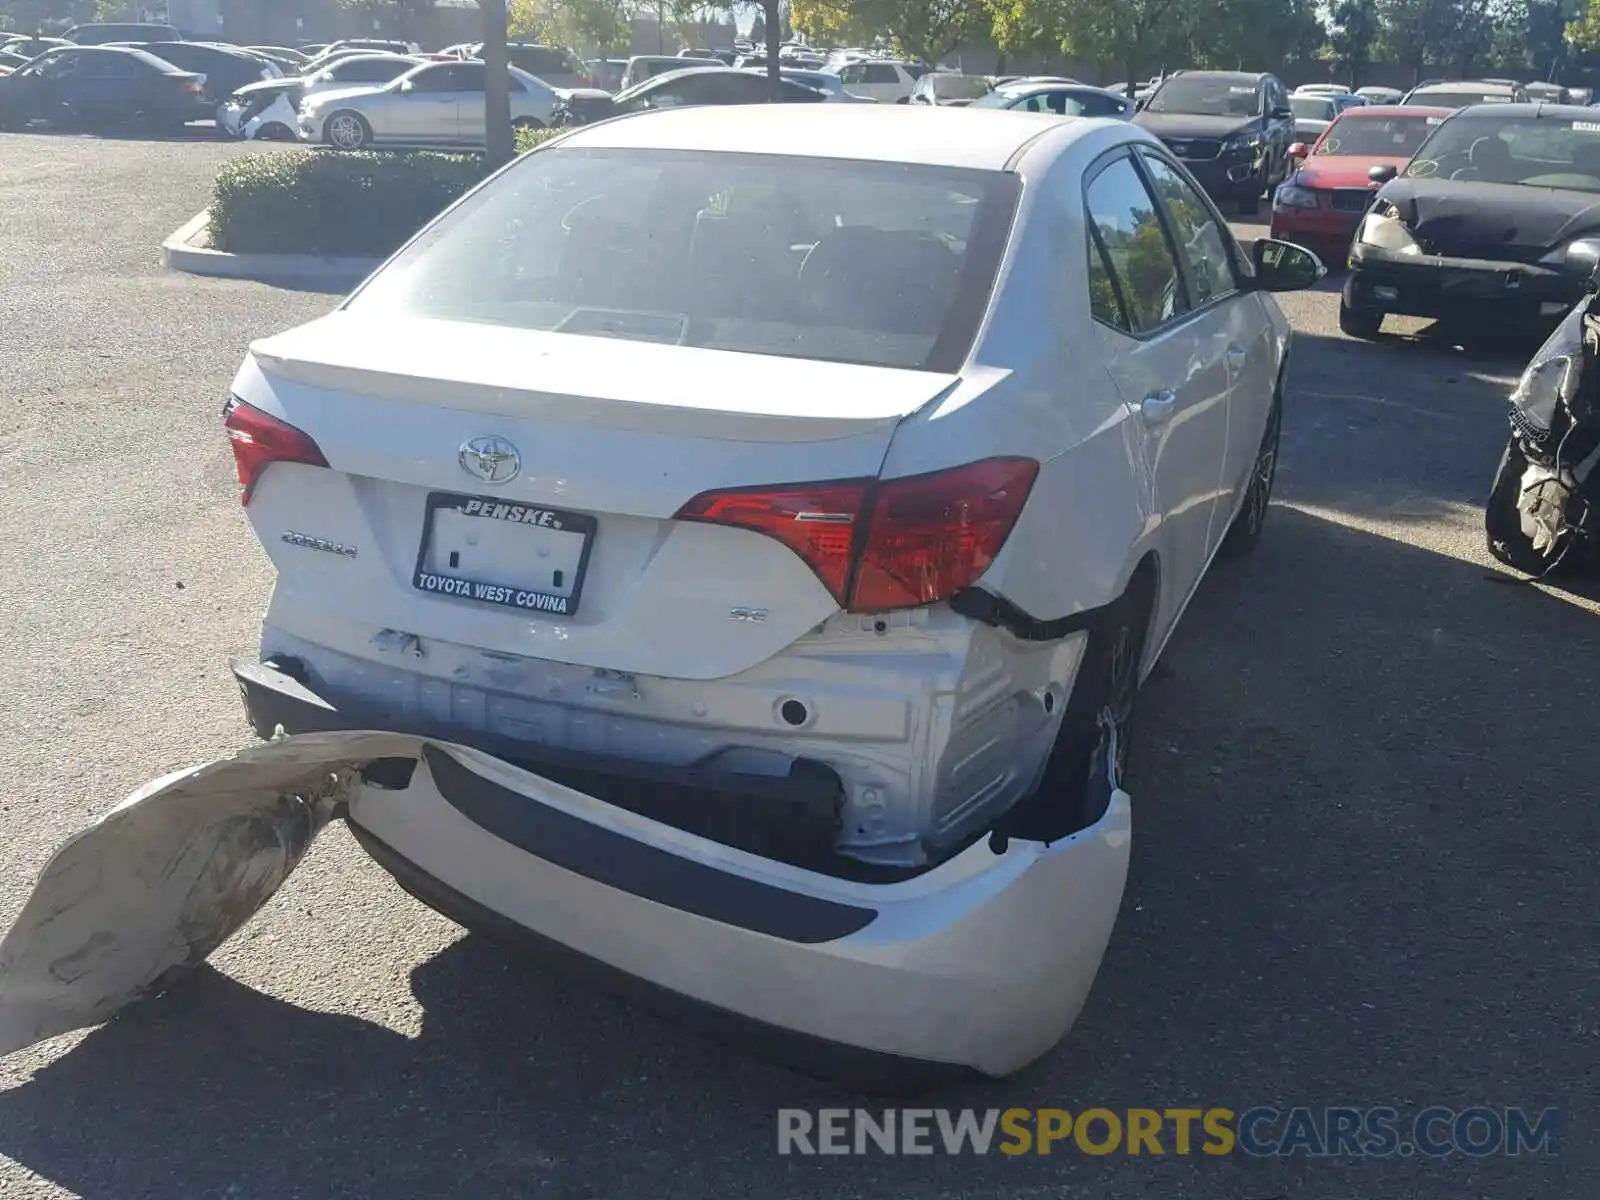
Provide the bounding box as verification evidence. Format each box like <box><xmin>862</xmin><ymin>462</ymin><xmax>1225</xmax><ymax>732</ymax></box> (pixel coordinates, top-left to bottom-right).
<box><xmin>462</xmin><ymin>41</ymin><xmax>592</xmax><ymax>89</ymax></box>
<box><xmin>64</xmin><ymin>22</ymin><xmax>180</xmax><ymax>45</ymax></box>
<box><xmin>620</xmin><ymin>55</ymin><xmax>719</xmax><ymax>89</ymax></box>
<box><xmin>1523</xmin><ymin>80</ymin><xmax>1569</xmax><ymax>104</ymax></box>
<box><xmin>0</xmin><ymin>49</ymin><xmax>30</xmax><ymax>72</ymax></box>
<box><xmin>0</xmin><ymin>45</ymin><xmax>207</xmax><ymax>131</ymax></box>
<box><xmin>0</xmin><ymin>35</ymin><xmax>72</xmax><ymax>59</ymax></box>
<box><xmin>1271</xmin><ymin>104</ymin><xmax>1451</xmax><ymax>264</ymax></box>
<box><xmin>1135</xmin><ymin>70</ymin><xmax>1296</xmax><ymax>213</ymax></box>
<box><xmin>127</xmin><ymin>42</ymin><xmax>277</xmax><ymax>110</ymax></box>
<box><xmin>586</xmin><ymin>56</ymin><xmax>627</xmax><ymax>91</ymax></box>
<box><xmin>831</xmin><ymin>58</ymin><xmax>925</xmax><ymax>102</ymax></box>
<box><xmin>1290</xmin><ymin>93</ymin><xmax>1339</xmax><ymax>140</ymax></box>
<box><xmin>1355</xmin><ymin>85</ymin><xmax>1404</xmax><ymax>104</ymax></box>
<box><xmin>295</xmin><ymin>52</ymin><xmax>421</xmax><ymax>97</ymax></box>
<box><xmin>300</xmin><ymin>60</ymin><xmax>556</xmax><ymax>150</ymax></box>
<box><xmin>907</xmin><ymin>71</ymin><xmax>994</xmax><ymax>106</ymax></box>
<box><xmin>1401</xmin><ymin>79</ymin><xmax>1526</xmax><ymax>107</ymax></box>
<box><xmin>1342</xmin><ymin>102</ymin><xmax>1600</xmax><ymax>337</ymax></box>
<box><xmin>555</xmin><ymin>67</ymin><xmax>825</xmax><ymax>126</ymax></box>
<box><xmin>738</xmin><ymin>67</ymin><xmax>868</xmax><ymax>102</ymax></box>
<box><xmin>249</xmin><ymin>45</ymin><xmax>309</xmax><ymax>67</ymax></box>
<box><xmin>971</xmin><ymin>80</ymin><xmax>1134</xmax><ymax>118</ymax></box>
<box><xmin>217</xmin><ymin>77</ymin><xmax>303</xmax><ymax>140</ymax></box>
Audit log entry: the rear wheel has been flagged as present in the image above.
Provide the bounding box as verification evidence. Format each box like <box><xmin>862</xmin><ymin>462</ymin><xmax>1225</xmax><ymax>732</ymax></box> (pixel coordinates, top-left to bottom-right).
<box><xmin>1220</xmin><ymin>393</ymin><xmax>1281</xmax><ymax>558</ymax></box>
<box><xmin>1006</xmin><ymin>578</ymin><xmax>1152</xmax><ymax>843</ymax></box>
<box><xmin>1339</xmin><ymin>297</ymin><xmax>1383</xmax><ymax>339</ymax></box>
<box><xmin>325</xmin><ymin>110</ymin><xmax>371</xmax><ymax>150</ymax></box>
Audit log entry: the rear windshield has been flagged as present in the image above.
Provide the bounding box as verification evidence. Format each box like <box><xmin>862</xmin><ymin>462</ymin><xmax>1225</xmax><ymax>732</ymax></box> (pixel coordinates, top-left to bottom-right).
<box><xmin>1407</xmin><ymin>113</ymin><xmax>1600</xmax><ymax>191</ymax></box>
<box><xmin>1146</xmin><ymin>76</ymin><xmax>1260</xmax><ymax>116</ymax></box>
<box><xmin>348</xmin><ymin>147</ymin><xmax>1019</xmax><ymax>372</ymax></box>
<box><xmin>1315</xmin><ymin>113</ymin><xmax>1438</xmax><ymax>157</ymax></box>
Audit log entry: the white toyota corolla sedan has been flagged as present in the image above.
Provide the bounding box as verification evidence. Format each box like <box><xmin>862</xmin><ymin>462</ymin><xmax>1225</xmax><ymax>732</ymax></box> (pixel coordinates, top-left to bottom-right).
<box><xmin>222</xmin><ymin>104</ymin><xmax>1319</xmax><ymax>1080</ymax></box>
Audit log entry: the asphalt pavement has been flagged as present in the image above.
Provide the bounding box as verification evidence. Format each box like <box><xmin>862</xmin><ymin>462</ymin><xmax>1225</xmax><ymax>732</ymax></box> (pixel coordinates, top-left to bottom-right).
<box><xmin>0</xmin><ymin>133</ymin><xmax>1595</xmax><ymax>1199</ymax></box>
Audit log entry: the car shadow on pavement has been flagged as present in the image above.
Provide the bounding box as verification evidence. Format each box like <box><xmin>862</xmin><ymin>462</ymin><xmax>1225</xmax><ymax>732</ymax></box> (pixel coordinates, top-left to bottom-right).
<box><xmin>0</xmin><ymin>507</ymin><xmax>1594</xmax><ymax>1200</ymax></box>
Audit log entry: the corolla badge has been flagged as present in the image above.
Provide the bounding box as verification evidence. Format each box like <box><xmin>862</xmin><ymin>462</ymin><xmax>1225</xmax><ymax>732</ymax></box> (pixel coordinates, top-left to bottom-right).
<box><xmin>459</xmin><ymin>436</ymin><xmax>521</xmax><ymax>485</ymax></box>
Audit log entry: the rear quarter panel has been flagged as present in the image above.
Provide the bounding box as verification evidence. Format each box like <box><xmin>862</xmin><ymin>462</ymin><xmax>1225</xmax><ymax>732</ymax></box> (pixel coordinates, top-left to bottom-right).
<box><xmin>879</xmin><ymin>125</ymin><xmax>1155</xmax><ymax>626</ymax></box>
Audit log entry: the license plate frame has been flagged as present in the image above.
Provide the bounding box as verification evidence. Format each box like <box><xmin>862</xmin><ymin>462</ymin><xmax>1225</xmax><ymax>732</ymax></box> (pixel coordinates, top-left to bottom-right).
<box><xmin>411</xmin><ymin>491</ymin><xmax>596</xmax><ymax>618</ymax></box>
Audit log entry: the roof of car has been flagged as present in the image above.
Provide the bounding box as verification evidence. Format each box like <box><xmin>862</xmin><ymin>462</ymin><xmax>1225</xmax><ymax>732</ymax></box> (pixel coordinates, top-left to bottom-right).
<box><xmin>996</xmin><ymin>81</ymin><xmax>1122</xmax><ymax>98</ymax></box>
<box><xmin>1334</xmin><ymin>103</ymin><xmax>1454</xmax><ymax>117</ymax></box>
<box><xmin>556</xmin><ymin>103</ymin><xmax>1079</xmax><ymax>169</ymax></box>
<box><xmin>1166</xmin><ymin>70</ymin><xmax>1269</xmax><ymax>82</ymax></box>
<box><xmin>1449</xmin><ymin>101</ymin><xmax>1593</xmax><ymax>116</ymax></box>
<box><xmin>1411</xmin><ymin>80</ymin><xmax>1518</xmax><ymax>93</ymax></box>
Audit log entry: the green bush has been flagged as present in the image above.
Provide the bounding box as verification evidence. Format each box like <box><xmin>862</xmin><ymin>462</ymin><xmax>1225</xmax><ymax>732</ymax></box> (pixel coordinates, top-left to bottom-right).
<box><xmin>208</xmin><ymin>127</ymin><xmax>560</xmax><ymax>259</ymax></box>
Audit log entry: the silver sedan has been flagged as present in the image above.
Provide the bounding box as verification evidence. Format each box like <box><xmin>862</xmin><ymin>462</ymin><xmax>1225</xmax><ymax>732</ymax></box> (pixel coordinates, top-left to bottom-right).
<box><xmin>299</xmin><ymin>59</ymin><xmax>556</xmax><ymax>150</ymax></box>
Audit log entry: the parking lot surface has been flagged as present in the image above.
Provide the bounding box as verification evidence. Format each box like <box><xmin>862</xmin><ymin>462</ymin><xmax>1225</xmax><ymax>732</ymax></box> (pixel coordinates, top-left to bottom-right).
<box><xmin>0</xmin><ymin>133</ymin><xmax>1595</xmax><ymax>1199</ymax></box>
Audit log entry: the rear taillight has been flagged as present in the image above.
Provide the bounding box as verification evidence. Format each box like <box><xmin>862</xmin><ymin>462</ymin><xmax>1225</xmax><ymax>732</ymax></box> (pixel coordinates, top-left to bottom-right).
<box><xmin>577</xmin><ymin>73</ymin><xmax>593</xmax><ymax>87</ymax></box>
<box><xmin>182</xmin><ymin>81</ymin><xmax>203</xmax><ymax>93</ymax></box>
<box><xmin>223</xmin><ymin>397</ymin><xmax>328</xmax><ymax>505</ymax></box>
<box><xmin>674</xmin><ymin>458</ymin><xmax>1038</xmax><ymax>613</ymax></box>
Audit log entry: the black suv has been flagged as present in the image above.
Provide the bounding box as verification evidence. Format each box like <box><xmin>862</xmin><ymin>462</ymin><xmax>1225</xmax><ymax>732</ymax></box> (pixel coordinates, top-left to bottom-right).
<box><xmin>1134</xmin><ymin>70</ymin><xmax>1294</xmax><ymax>213</ymax></box>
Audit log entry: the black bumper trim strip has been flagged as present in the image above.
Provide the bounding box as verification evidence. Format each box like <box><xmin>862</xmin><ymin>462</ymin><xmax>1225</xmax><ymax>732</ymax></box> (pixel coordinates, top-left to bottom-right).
<box><xmin>419</xmin><ymin>745</ymin><xmax>875</xmax><ymax>944</ymax></box>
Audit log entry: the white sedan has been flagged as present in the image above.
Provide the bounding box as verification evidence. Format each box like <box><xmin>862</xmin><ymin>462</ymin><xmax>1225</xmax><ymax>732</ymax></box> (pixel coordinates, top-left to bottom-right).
<box><xmin>0</xmin><ymin>106</ymin><xmax>1321</xmax><ymax>1080</ymax></box>
<box><xmin>298</xmin><ymin>58</ymin><xmax>555</xmax><ymax>149</ymax></box>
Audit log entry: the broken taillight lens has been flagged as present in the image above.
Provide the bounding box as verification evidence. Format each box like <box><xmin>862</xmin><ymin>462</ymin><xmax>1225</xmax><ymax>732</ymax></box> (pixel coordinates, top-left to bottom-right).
<box><xmin>674</xmin><ymin>458</ymin><xmax>1038</xmax><ymax>613</ymax></box>
<box><xmin>223</xmin><ymin>397</ymin><xmax>329</xmax><ymax>505</ymax></box>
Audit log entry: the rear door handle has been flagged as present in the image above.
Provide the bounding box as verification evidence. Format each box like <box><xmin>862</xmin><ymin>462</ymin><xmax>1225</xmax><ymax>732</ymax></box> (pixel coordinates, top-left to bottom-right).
<box><xmin>1139</xmin><ymin>390</ymin><xmax>1178</xmax><ymax>425</ymax></box>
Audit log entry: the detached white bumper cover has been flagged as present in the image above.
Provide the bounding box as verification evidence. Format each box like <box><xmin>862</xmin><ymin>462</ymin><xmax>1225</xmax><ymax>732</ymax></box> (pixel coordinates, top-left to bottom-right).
<box><xmin>0</xmin><ymin>731</ymin><xmax>1131</xmax><ymax>1078</ymax></box>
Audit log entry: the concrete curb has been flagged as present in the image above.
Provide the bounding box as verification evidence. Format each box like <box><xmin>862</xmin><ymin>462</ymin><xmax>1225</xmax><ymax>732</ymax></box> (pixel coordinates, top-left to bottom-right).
<box><xmin>161</xmin><ymin>211</ymin><xmax>382</xmax><ymax>288</ymax></box>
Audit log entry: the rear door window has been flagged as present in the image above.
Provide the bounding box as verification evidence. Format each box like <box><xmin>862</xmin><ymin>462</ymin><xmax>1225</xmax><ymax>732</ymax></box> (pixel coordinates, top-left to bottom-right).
<box><xmin>1138</xmin><ymin>153</ymin><xmax>1238</xmax><ymax>306</ymax></box>
<box><xmin>1083</xmin><ymin>154</ymin><xmax>1188</xmax><ymax>333</ymax></box>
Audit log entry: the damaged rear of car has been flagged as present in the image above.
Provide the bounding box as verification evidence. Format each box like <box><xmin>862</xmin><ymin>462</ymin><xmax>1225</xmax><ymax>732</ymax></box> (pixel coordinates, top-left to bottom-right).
<box><xmin>5</xmin><ymin>108</ymin><xmax>1307</xmax><ymax>1082</ymax></box>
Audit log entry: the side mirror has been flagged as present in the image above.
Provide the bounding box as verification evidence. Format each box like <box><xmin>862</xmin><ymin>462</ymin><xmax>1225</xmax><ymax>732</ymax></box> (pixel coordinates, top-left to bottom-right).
<box><xmin>1271</xmin><ymin>105</ymin><xmax>1293</xmax><ymax>120</ymax></box>
<box><xmin>399</xmin><ymin>79</ymin><xmax>414</xmax><ymax>92</ymax></box>
<box><xmin>1368</xmin><ymin>163</ymin><xmax>1398</xmax><ymax>185</ymax></box>
<box><xmin>1251</xmin><ymin>237</ymin><xmax>1326</xmax><ymax>292</ymax></box>
<box><xmin>1287</xmin><ymin>141</ymin><xmax>1309</xmax><ymax>160</ymax></box>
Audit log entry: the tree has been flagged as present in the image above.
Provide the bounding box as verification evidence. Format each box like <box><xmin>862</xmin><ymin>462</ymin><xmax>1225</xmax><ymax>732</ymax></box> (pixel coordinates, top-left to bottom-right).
<box><xmin>790</xmin><ymin>0</ymin><xmax>987</xmax><ymax>61</ymax></box>
<box><xmin>989</xmin><ymin>0</ymin><xmax>1194</xmax><ymax>99</ymax></box>
<box><xmin>1330</xmin><ymin>0</ymin><xmax>1380</xmax><ymax>85</ymax></box>
<box><xmin>510</xmin><ymin>0</ymin><xmax>634</xmax><ymax>51</ymax></box>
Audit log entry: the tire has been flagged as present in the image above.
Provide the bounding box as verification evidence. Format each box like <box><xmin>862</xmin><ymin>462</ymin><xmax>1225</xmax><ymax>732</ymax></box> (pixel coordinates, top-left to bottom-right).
<box><xmin>1338</xmin><ymin>297</ymin><xmax>1383</xmax><ymax>339</ymax></box>
<box><xmin>1219</xmin><ymin>392</ymin><xmax>1281</xmax><ymax>559</ymax></box>
<box><xmin>255</xmin><ymin>122</ymin><xmax>294</xmax><ymax>142</ymax></box>
<box><xmin>324</xmin><ymin>110</ymin><xmax>371</xmax><ymax>151</ymax></box>
<box><xmin>1005</xmin><ymin>579</ymin><xmax>1152</xmax><ymax>843</ymax></box>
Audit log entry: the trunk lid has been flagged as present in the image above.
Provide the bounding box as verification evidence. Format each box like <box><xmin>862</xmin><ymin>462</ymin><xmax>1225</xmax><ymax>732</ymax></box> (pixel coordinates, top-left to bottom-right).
<box><xmin>236</xmin><ymin>314</ymin><xmax>962</xmax><ymax>679</ymax></box>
